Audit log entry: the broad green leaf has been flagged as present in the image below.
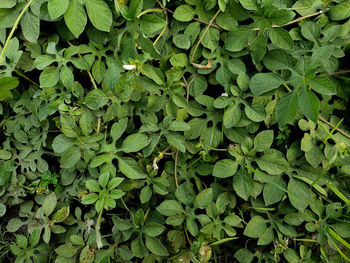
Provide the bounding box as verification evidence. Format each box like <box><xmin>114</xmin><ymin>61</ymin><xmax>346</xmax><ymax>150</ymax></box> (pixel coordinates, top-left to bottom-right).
<box><xmin>225</xmin><ymin>27</ymin><xmax>251</xmax><ymax>52</ymax></box>
<box><xmin>0</xmin><ymin>77</ymin><xmax>19</xmax><ymax>101</ymax></box>
<box><xmin>254</xmin><ymin>130</ymin><xmax>273</xmax><ymax>152</ymax></box>
<box><xmin>301</xmin><ymin>21</ymin><xmax>320</xmax><ymax>42</ymax></box>
<box><xmin>86</xmin><ymin>0</ymin><xmax>112</xmax><ymax>32</ymax></box>
<box><xmin>288</xmin><ymin>178</ymin><xmax>312</xmax><ymax>210</ymax></box>
<box><xmin>244</xmin><ymin>103</ymin><xmax>266</xmax><ymax>122</ymax></box>
<box><xmin>330</xmin><ymin>2</ymin><xmax>350</xmax><ymax>21</ymax></box>
<box><xmin>120</xmin><ymin>134</ymin><xmax>149</xmax><ymax>153</ymax></box>
<box><xmin>256</xmin><ymin>149</ymin><xmax>290</xmax><ymax>175</ymax></box>
<box><xmin>48</xmin><ymin>0</ymin><xmax>69</xmax><ymax>20</ymax></box>
<box><xmin>21</xmin><ymin>12</ymin><xmax>39</xmax><ymax>43</ymax></box>
<box><xmin>60</xmin><ymin>115</ymin><xmax>79</xmax><ymax>138</ymax></box>
<box><xmin>82</xmin><ymin>193</ymin><xmax>98</xmax><ymax>204</ymax></box>
<box><xmin>232</xmin><ymin>168</ymin><xmax>254</xmax><ymax>201</ymax></box>
<box><xmin>140</xmin><ymin>14</ymin><xmax>166</xmax><ymax>35</ymax></box>
<box><xmin>0</xmin><ymin>203</ymin><xmax>6</xmax><ymax>217</ymax></box>
<box><xmin>39</xmin><ymin>67</ymin><xmax>59</xmax><ymax>88</ymax></box>
<box><xmin>194</xmin><ymin>188</ymin><xmax>213</xmax><ymax>209</ymax></box>
<box><xmin>269</xmin><ymin>28</ymin><xmax>294</xmax><ymax>50</ymax></box>
<box><xmin>310</xmin><ymin>77</ymin><xmax>336</xmax><ymax>96</ymax></box>
<box><xmin>244</xmin><ymin>216</ymin><xmax>267</xmax><ymax>238</ymax></box>
<box><xmin>258</xmin><ymin>227</ymin><xmax>274</xmax><ymax>245</ymax></box>
<box><xmin>175</xmin><ymin>182</ymin><xmax>196</xmax><ymax>205</ymax></box>
<box><xmin>249</xmin><ymin>73</ymin><xmax>284</xmax><ymax>96</ymax></box>
<box><xmin>173</xmin><ymin>5</ymin><xmax>195</xmax><ymax>22</ymax></box>
<box><xmin>166</xmin><ymin>132</ymin><xmax>186</xmax><ymax>153</ymax></box>
<box><xmin>60</xmin><ymin>146</ymin><xmax>81</xmax><ymax>168</ymax></box>
<box><xmin>55</xmin><ymin>243</ymin><xmax>79</xmax><ymax>257</ymax></box>
<box><xmin>52</xmin><ymin>134</ymin><xmax>73</xmax><ymax>154</ymax></box>
<box><xmin>213</xmin><ymin>159</ymin><xmax>238</xmax><ymax>178</ymax></box>
<box><xmin>263</xmin><ymin>177</ymin><xmax>286</xmax><ymax>206</ymax></box>
<box><xmin>64</xmin><ymin>0</ymin><xmax>87</xmax><ymax>38</ymax></box>
<box><xmin>223</xmin><ymin>102</ymin><xmax>241</xmax><ymax>128</ymax></box>
<box><xmin>276</xmin><ymin>92</ymin><xmax>298</xmax><ymax>126</ymax></box>
<box><xmin>111</xmin><ymin>118</ymin><xmax>128</xmax><ymax>142</ymax></box>
<box><xmin>169</xmin><ymin>120</ymin><xmax>191</xmax><ymax>131</ymax></box>
<box><xmin>85</xmin><ymin>89</ymin><xmax>109</xmax><ymax>110</ymax></box>
<box><xmin>118</xmin><ymin>157</ymin><xmax>146</xmax><ymax>179</ymax></box>
<box><xmin>143</xmin><ymin>222</ymin><xmax>165</xmax><ymax>237</ymax></box>
<box><xmin>145</xmin><ymin>236</ymin><xmax>169</xmax><ymax>256</ymax></box>
<box><xmin>298</xmin><ymin>88</ymin><xmax>320</xmax><ymax>123</ymax></box>
<box><xmin>263</xmin><ymin>50</ymin><xmax>291</xmax><ymax>70</ymax></box>
<box><xmin>249</xmin><ymin>34</ymin><xmax>267</xmax><ymax>64</ymax></box>
<box><xmin>43</xmin><ymin>193</ymin><xmax>57</xmax><ymax>216</ymax></box>
<box><xmin>156</xmin><ymin>200</ymin><xmax>184</xmax><ymax>216</ymax></box>
<box><xmin>86</xmin><ymin>179</ymin><xmax>100</xmax><ymax>192</ymax></box>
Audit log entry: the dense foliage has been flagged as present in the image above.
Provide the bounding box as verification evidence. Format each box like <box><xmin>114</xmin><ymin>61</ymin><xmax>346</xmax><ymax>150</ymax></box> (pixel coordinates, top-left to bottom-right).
<box><xmin>1</xmin><ymin>0</ymin><xmax>350</xmax><ymax>262</ymax></box>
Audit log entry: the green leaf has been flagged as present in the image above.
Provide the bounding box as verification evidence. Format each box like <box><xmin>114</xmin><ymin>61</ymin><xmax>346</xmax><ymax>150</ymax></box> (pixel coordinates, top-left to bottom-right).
<box><xmin>120</xmin><ymin>134</ymin><xmax>149</xmax><ymax>153</ymax></box>
<box><xmin>166</xmin><ymin>132</ymin><xmax>186</xmax><ymax>153</ymax></box>
<box><xmin>254</xmin><ymin>130</ymin><xmax>273</xmax><ymax>152</ymax></box>
<box><xmin>298</xmin><ymin>88</ymin><xmax>320</xmax><ymax>123</ymax></box>
<box><xmin>55</xmin><ymin>243</ymin><xmax>79</xmax><ymax>257</ymax></box>
<box><xmin>194</xmin><ymin>188</ymin><xmax>213</xmax><ymax>209</ymax></box>
<box><xmin>64</xmin><ymin>0</ymin><xmax>87</xmax><ymax>38</ymax></box>
<box><xmin>52</xmin><ymin>134</ymin><xmax>73</xmax><ymax>154</ymax></box>
<box><xmin>0</xmin><ymin>77</ymin><xmax>19</xmax><ymax>101</ymax></box>
<box><xmin>257</xmin><ymin>227</ymin><xmax>274</xmax><ymax>245</ymax></box>
<box><xmin>330</xmin><ymin>2</ymin><xmax>350</xmax><ymax>21</ymax></box>
<box><xmin>276</xmin><ymin>91</ymin><xmax>298</xmax><ymax>126</ymax></box>
<box><xmin>225</xmin><ymin>27</ymin><xmax>251</xmax><ymax>52</ymax></box>
<box><xmin>213</xmin><ymin>159</ymin><xmax>238</xmax><ymax>178</ymax></box>
<box><xmin>0</xmin><ymin>203</ymin><xmax>6</xmax><ymax>217</ymax></box>
<box><xmin>86</xmin><ymin>0</ymin><xmax>112</xmax><ymax>32</ymax></box>
<box><xmin>263</xmin><ymin>50</ymin><xmax>291</xmax><ymax>71</ymax></box>
<box><xmin>310</xmin><ymin>77</ymin><xmax>336</xmax><ymax>96</ymax></box>
<box><xmin>173</xmin><ymin>5</ymin><xmax>195</xmax><ymax>22</ymax></box>
<box><xmin>82</xmin><ymin>193</ymin><xmax>99</xmax><ymax>204</ymax></box>
<box><xmin>48</xmin><ymin>0</ymin><xmax>69</xmax><ymax>20</ymax></box>
<box><xmin>269</xmin><ymin>28</ymin><xmax>294</xmax><ymax>50</ymax></box>
<box><xmin>60</xmin><ymin>146</ymin><xmax>81</xmax><ymax>168</ymax></box>
<box><xmin>118</xmin><ymin>157</ymin><xmax>146</xmax><ymax>179</ymax></box>
<box><xmin>288</xmin><ymin>178</ymin><xmax>311</xmax><ymax>210</ymax></box>
<box><xmin>263</xmin><ymin>177</ymin><xmax>286</xmax><ymax>206</ymax></box>
<box><xmin>145</xmin><ymin>236</ymin><xmax>169</xmax><ymax>256</ymax></box>
<box><xmin>249</xmin><ymin>73</ymin><xmax>284</xmax><ymax>96</ymax></box>
<box><xmin>256</xmin><ymin>149</ymin><xmax>290</xmax><ymax>175</ymax></box>
<box><xmin>244</xmin><ymin>216</ymin><xmax>267</xmax><ymax>238</ymax></box>
<box><xmin>223</xmin><ymin>102</ymin><xmax>241</xmax><ymax>128</ymax></box>
<box><xmin>52</xmin><ymin>206</ymin><xmax>70</xmax><ymax>223</ymax></box>
<box><xmin>39</xmin><ymin>67</ymin><xmax>60</xmax><ymax>88</ymax></box>
<box><xmin>301</xmin><ymin>21</ymin><xmax>320</xmax><ymax>42</ymax></box>
<box><xmin>107</xmin><ymin>177</ymin><xmax>124</xmax><ymax>190</ymax></box>
<box><xmin>99</xmin><ymin>172</ymin><xmax>109</xmax><ymax>188</ymax></box>
<box><xmin>156</xmin><ymin>200</ymin><xmax>183</xmax><ymax>216</ymax></box>
<box><xmin>232</xmin><ymin>168</ymin><xmax>254</xmax><ymax>201</ymax></box>
<box><xmin>85</xmin><ymin>89</ymin><xmax>109</xmax><ymax>110</ymax></box>
<box><xmin>21</xmin><ymin>12</ymin><xmax>39</xmax><ymax>43</ymax></box>
<box><xmin>43</xmin><ymin>193</ymin><xmax>57</xmax><ymax>216</ymax></box>
<box><xmin>110</xmin><ymin>118</ymin><xmax>128</xmax><ymax>142</ymax></box>
<box><xmin>140</xmin><ymin>14</ymin><xmax>166</xmax><ymax>35</ymax></box>
<box><xmin>143</xmin><ymin>222</ymin><xmax>165</xmax><ymax>237</ymax></box>
<box><xmin>86</xmin><ymin>179</ymin><xmax>100</xmax><ymax>192</ymax></box>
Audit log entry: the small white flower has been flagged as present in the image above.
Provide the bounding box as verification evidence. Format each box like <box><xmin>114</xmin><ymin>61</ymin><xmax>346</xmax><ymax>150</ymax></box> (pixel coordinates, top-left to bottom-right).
<box><xmin>153</xmin><ymin>158</ymin><xmax>159</xmax><ymax>170</ymax></box>
<box><xmin>123</xmin><ymin>64</ymin><xmax>136</xmax><ymax>70</ymax></box>
<box><xmin>87</xmin><ymin>219</ymin><xmax>95</xmax><ymax>233</ymax></box>
<box><xmin>221</xmin><ymin>93</ymin><xmax>229</xmax><ymax>97</ymax></box>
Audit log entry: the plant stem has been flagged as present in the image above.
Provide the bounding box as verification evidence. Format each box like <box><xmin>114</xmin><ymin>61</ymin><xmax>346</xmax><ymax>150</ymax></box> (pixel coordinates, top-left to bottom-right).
<box><xmin>0</xmin><ymin>0</ymin><xmax>36</xmax><ymax>64</ymax></box>
<box><xmin>318</xmin><ymin>116</ymin><xmax>350</xmax><ymax>139</ymax></box>
<box><xmin>137</xmin><ymin>8</ymin><xmax>164</xmax><ymax>19</ymax></box>
<box><xmin>14</xmin><ymin>70</ymin><xmax>40</xmax><ymax>88</ymax></box>
<box><xmin>96</xmin><ymin>206</ymin><xmax>104</xmax><ymax>249</ymax></box>
<box><xmin>174</xmin><ymin>149</ymin><xmax>179</xmax><ymax>188</ymax></box>
<box><xmin>191</xmin><ymin>9</ymin><xmax>221</xmax><ymax>64</ymax></box>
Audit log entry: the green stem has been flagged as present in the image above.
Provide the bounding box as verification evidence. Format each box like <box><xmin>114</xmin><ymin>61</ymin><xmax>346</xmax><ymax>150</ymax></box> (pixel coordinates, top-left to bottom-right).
<box><xmin>0</xmin><ymin>0</ymin><xmax>36</xmax><ymax>64</ymax></box>
<box><xmin>137</xmin><ymin>8</ymin><xmax>164</xmax><ymax>18</ymax></box>
<box><xmin>96</xmin><ymin>206</ymin><xmax>104</xmax><ymax>249</ymax></box>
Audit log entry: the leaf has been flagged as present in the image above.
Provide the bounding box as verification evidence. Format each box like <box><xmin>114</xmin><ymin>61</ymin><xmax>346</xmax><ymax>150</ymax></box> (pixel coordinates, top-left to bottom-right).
<box><xmin>118</xmin><ymin>157</ymin><xmax>146</xmax><ymax>179</ymax></box>
<box><xmin>276</xmin><ymin>92</ymin><xmax>298</xmax><ymax>126</ymax></box>
<box><xmin>21</xmin><ymin>12</ymin><xmax>39</xmax><ymax>43</ymax></box>
<box><xmin>223</xmin><ymin>102</ymin><xmax>241</xmax><ymax>128</ymax></box>
<box><xmin>145</xmin><ymin>236</ymin><xmax>169</xmax><ymax>256</ymax></box>
<box><xmin>263</xmin><ymin>50</ymin><xmax>291</xmax><ymax>71</ymax></box>
<box><xmin>85</xmin><ymin>89</ymin><xmax>109</xmax><ymax>110</ymax></box>
<box><xmin>143</xmin><ymin>222</ymin><xmax>165</xmax><ymax>237</ymax></box>
<box><xmin>43</xmin><ymin>193</ymin><xmax>57</xmax><ymax>216</ymax></box>
<box><xmin>55</xmin><ymin>243</ymin><xmax>79</xmax><ymax>257</ymax></box>
<box><xmin>244</xmin><ymin>216</ymin><xmax>267</xmax><ymax>238</ymax></box>
<box><xmin>120</xmin><ymin>134</ymin><xmax>149</xmax><ymax>153</ymax></box>
<box><xmin>301</xmin><ymin>21</ymin><xmax>320</xmax><ymax>42</ymax></box>
<box><xmin>64</xmin><ymin>0</ymin><xmax>87</xmax><ymax>38</ymax></box>
<box><xmin>287</xmin><ymin>178</ymin><xmax>312</xmax><ymax>210</ymax></box>
<box><xmin>298</xmin><ymin>88</ymin><xmax>320</xmax><ymax>123</ymax></box>
<box><xmin>86</xmin><ymin>0</ymin><xmax>112</xmax><ymax>32</ymax></box>
<box><xmin>173</xmin><ymin>5</ymin><xmax>195</xmax><ymax>22</ymax></box>
<box><xmin>310</xmin><ymin>77</ymin><xmax>336</xmax><ymax>96</ymax></box>
<box><xmin>175</xmin><ymin>182</ymin><xmax>195</xmax><ymax>205</ymax></box>
<box><xmin>213</xmin><ymin>159</ymin><xmax>238</xmax><ymax>178</ymax></box>
<box><xmin>52</xmin><ymin>206</ymin><xmax>70</xmax><ymax>223</ymax></box>
<box><xmin>0</xmin><ymin>77</ymin><xmax>19</xmax><ymax>101</ymax></box>
<box><xmin>39</xmin><ymin>67</ymin><xmax>59</xmax><ymax>88</ymax></box>
<box><xmin>254</xmin><ymin>130</ymin><xmax>274</xmax><ymax>152</ymax></box>
<box><xmin>156</xmin><ymin>200</ymin><xmax>183</xmax><ymax>216</ymax></box>
<box><xmin>194</xmin><ymin>188</ymin><xmax>213</xmax><ymax>209</ymax></box>
<box><xmin>48</xmin><ymin>0</ymin><xmax>69</xmax><ymax>20</ymax></box>
<box><xmin>52</xmin><ymin>134</ymin><xmax>73</xmax><ymax>154</ymax></box>
<box><xmin>166</xmin><ymin>132</ymin><xmax>186</xmax><ymax>153</ymax></box>
<box><xmin>263</xmin><ymin>177</ymin><xmax>286</xmax><ymax>206</ymax></box>
<box><xmin>140</xmin><ymin>14</ymin><xmax>166</xmax><ymax>35</ymax></box>
<box><xmin>256</xmin><ymin>149</ymin><xmax>290</xmax><ymax>175</ymax></box>
<box><xmin>86</xmin><ymin>179</ymin><xmax>100</xmax><ymax>192</ymax></box>
<box><xmin>232</xmin><ymin>168</ymin><xmax>254</xmax><ymax>201</ymax></box>
<box><xmin>60</xmin><ymin>146</ymin><xmax>81</xmax><ymax>168</ymax></box>
<box><xmin>249</xmin><ymin>73</ymin><xmax>284</xmax><ymax>96</ymax></box>
<box><xmin>330</xmin><ymin>2</ymin><xmax>350</xmax><ymax>21</ymax></box>
<box><xmin>0</xmin><ymin>203</ymin><xmax>6</xmax><ymax>217</ymax></box>
<box><xmin>82</xmin><ymin>193</ymin><xmax>99</xmax><ymax>204</ymax></box>
<box><xmin>225</xmin><ymin>27</ymin><xmax>251</xmax><ymax>52</ymax></box>
<box><xmin>269</xmin><ymin>28</ymin><xmax>294</xmax><ymax>50</ymax></box>
<box><xmin>111</xmin><ymin>118</ymin><xmax>128</xmax><ymax>142</ymax></box>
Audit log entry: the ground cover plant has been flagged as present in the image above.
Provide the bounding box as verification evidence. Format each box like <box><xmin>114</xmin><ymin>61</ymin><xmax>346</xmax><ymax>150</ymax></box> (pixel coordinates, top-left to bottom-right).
<box><xmin>1</xmin><ymin>0</ymin><xmax>350</xmax><ymax>262</ymax></box>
